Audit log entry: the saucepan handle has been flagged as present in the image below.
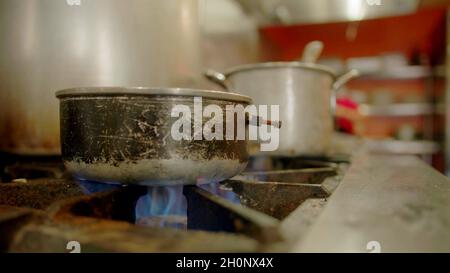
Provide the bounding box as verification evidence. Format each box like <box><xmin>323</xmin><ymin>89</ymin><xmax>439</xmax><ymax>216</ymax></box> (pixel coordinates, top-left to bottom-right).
<box><xmin>332</xmin><ymin>69</ymin><xmax>360</xmax><ymax>92</ymax></box>
<box><xmin>330</xmin><ymin>69</ymin><xmax>360</xmax><ymax>117</ymax></box>
<box><xmin>246</xmin><ymin>115</ymin><xmax>282</xmax><ymax>129</ymax></box>
<box><xmin>204</xmin><ymin>69</ymin><xmax>229</xmax><ymax>90</ymax></box>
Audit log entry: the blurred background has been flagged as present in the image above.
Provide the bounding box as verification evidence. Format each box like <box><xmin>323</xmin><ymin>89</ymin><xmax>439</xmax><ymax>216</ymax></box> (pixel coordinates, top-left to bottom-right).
<box><xmin>0</xmin><ymin>0</ymin><xmax>449</xmax><ymax>254</ymax></box>
<box><xmin>1</xmin><ymin>0</ymin><xmax>450</xmax><ymax>174</ymax></box>
<box><xmin>199</xmin><ymin>0</ymin><xmax>450</xmax><ymax>174</ymax></box>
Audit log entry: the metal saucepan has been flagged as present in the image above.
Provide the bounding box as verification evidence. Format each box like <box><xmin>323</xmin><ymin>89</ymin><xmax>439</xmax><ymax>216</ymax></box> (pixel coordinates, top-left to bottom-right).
<box><xmin>205</xmin><ymin>43</ymin><xmax>358</xmax><ymax>156</ymax></box>
<box><xmin>56</xmin><ymin>87</ymin><xmax>277</xmax><ymax>186</ymax></box>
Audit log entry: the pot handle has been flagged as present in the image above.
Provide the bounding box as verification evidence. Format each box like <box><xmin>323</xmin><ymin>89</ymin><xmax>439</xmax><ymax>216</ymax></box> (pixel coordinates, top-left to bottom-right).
<box><xmin>246</xmin><ymin>115</ymin><xmax>282</xmax><ymax>129</ymax></box>
<box><xmin>205</xmin><ymin>69</ymin><xmax>229</xmax><ymax>90</ymax></box>
<box><xmin>332</xmin><ymin>69</ymin><xmax>360</xmax><ymax>92</ymax></box>
<box><xmin>330</xmin><ymin>69</ymin><xmax>359</xmax><ymax>118</ymax></box>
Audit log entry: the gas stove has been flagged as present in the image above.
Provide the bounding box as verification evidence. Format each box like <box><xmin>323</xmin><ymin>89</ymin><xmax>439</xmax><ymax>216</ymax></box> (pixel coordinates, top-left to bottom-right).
<box><xmin>0</xmin><ymin>153</ymin><xmax>349</xmax><ymax>252</ymax></box>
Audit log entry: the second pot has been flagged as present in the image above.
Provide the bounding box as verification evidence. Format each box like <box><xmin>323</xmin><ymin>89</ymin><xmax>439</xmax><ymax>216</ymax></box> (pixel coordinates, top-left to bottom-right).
<box><xmin>206</xmin><ymin>62</ymin><xmax>358</xmax><ymax>156</ymax></box>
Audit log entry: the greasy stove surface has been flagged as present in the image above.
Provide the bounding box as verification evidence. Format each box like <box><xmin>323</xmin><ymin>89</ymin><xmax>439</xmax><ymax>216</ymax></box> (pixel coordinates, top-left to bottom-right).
<box><xmin>0</xmin><ymin>155</ymin><xmax>348</xmax><ymax>253</ymax></box>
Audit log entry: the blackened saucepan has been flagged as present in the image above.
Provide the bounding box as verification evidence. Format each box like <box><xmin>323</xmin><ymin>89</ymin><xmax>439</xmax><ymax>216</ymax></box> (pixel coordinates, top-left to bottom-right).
<box><xmin>56</xmin><ymin>87</ymin><xmax>277</xmax><ymax>186</ymax></box>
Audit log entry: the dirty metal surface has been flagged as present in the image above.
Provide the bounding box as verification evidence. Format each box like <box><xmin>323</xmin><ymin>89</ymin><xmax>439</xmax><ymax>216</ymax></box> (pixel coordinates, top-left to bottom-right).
<box><xmin>60</xmin><ymin>96</ymin><xmax>249</xmax><ymax>163</ymax></box>
<box><xmin>0</xmin><ymin>153</ymin><xmax>64</xmax><ymax>181</ymax></box>
<box><xmin>296</xmin><ymin>153</ymin><xmax>450</xmax><ymax>253</ymax></box>
<box><xmin>0</xmin><ymin>206</ymin><xmax>46</xmax><ymax>252</ymax></box>
<box><xmin>59</xmin><ymin>96</ymin><xmax>250</xmax><ymax>186</ymax></box>
<box><xmin>279</xmin><ymin>199</ymin><xmax>328</xmax><ymax>248</ymax></box>
<box><xmin>0</xmin><ymin>179</ymin><xmax>84</xmax><ymax>210</ymax></box>
<box><xmin>223</xmin><ymin>179</ymin><xmax>330</xmax><ymax>220</ymax></box>
<box><xmin>4</xmin><ymin>162</ymin><xmax>66</xmax><ymax>181</ymax></box>
<box><xmin>9</xmin><ymin>216</ymin><xmax>260</xmax><ymax>253</ymax></box>
<box><xmin>0</xmin><ymin>156</ymin><xmax>345</xmax><ymax>253</ymax></box>
<box><xmin>184</xmin><ymin>186</ymin><xmax>283</xmax><ymax>244</ymax></box>
<box><xmin>238</xmin><ymin>168</ymin><xmax>337</xmax><ymax>184</ymax></box>
<box><xmin>246</xmin><ymin>157</ymin><xmax>343</xmax><ymax>172</ymax></box>
<box><xmin>48</xmin><ymin>186</ymin><xmax>147</xmax><ymax>223</ymax></box>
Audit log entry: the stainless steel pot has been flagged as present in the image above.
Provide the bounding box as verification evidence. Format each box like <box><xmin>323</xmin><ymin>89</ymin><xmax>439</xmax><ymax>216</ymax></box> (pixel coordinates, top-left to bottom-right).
<box><xmin>56</xmin><ymin>87</ymin><xmax>254</xmax><ymax>186</ymax></box>
<box><xmin>0</xmin><ymin>0</ymin><xmax>200</xmax><ymax>155</ymax></box>
<box><xmin>206</xmin><ymin>62</ymin><xmax>358</xmax><ymax>156</ymax></box>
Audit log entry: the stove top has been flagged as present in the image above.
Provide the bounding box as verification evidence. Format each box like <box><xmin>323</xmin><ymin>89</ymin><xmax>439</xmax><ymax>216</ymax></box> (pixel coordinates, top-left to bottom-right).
<box><xmin>0</xmin><ymin>154</ymin><xmax>348</xmax><ymax>253</ymax></box>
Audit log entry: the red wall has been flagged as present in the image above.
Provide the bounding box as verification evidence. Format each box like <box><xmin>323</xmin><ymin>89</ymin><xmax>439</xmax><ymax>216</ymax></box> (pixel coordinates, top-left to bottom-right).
<box><xmin>260</xmin><ymin>7</ymin><xmax>447</xmax><ymax>64</ymax></box>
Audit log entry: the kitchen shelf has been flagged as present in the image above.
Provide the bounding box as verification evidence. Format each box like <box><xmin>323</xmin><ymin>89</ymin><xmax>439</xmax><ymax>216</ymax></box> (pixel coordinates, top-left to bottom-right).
<box><xmin>354</xmin><ymin>66</ymin><xmax>432</xmax><ymax>80</ymax></box>
<box><xmin>366</xmin><ymin>139</ymin><xmax>440</xmax><ymax>155</ymax></box>
<box><xmin>358</xmin><ymin>103</ymin><xmax>435</xmax><ymax>117</ymax></box>
<box><xmin>433</xmin><ymin>65</ymin><xmax>446</xmax><ymax>78</ymax></box>
<box><xmin>436</xmin><ymin>103</ymin><xmax>447</xmax><ymax>115</ymax></box>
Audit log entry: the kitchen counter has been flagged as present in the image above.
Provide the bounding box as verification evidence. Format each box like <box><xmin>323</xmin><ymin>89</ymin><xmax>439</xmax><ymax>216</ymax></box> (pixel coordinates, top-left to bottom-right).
<box><xmin>293</xmin><ymin>149</ymin><xmax>450</xmax><ymax>252</ymax></box>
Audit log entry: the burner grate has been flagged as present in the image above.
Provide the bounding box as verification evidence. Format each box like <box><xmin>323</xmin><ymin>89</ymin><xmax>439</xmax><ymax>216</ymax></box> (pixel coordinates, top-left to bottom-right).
<box><xmin>0</xmin><ymin>157</ymin><xmax>348</xmax><ymax>252</ymax></box>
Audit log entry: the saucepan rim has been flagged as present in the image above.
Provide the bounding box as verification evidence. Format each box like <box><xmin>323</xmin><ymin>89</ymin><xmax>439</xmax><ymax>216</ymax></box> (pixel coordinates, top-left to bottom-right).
<box><xmin>224</xmin><ymin>61</ymin><xmax>337</xmax><ymax>79</ymax></box>
<box><xmin>55</xmin><ymin>86</ymin><xmax>252</xmax><ymax>103</ymax></box>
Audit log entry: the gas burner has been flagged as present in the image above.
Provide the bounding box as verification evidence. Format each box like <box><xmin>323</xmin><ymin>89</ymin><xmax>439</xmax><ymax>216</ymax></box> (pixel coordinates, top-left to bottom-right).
<box><xmin>0</xmin><ymin>157</ymin><xmax>347</xmax><ymax>252</ymax></box>
<box><xmin>0</xmin><ymin>153</ymin><xmax>66</xmax><ymax>182</ymax></box>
